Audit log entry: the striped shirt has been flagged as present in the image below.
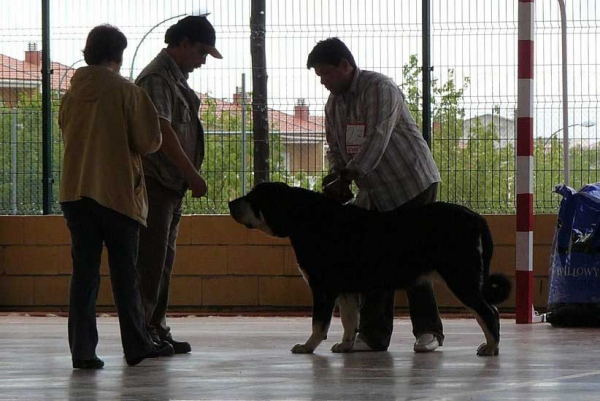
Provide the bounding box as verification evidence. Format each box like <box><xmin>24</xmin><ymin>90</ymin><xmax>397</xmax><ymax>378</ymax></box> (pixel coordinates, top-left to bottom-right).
<box><xmin>325</xmin><ymin>68</ymin><xmax>441</xmax><ymax>212</ymax></box>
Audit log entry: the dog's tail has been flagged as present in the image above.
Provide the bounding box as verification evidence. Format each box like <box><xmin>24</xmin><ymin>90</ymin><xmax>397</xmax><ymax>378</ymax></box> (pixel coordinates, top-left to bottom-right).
<box><xmin>485</xmin><ymin>274</ymin><xmax>512</xmax><ymax>305</ymax></box>
<box><xmin>481</xmin><ymin>218</ymin><xmax>512</xmax><ymax>305</ymax></box>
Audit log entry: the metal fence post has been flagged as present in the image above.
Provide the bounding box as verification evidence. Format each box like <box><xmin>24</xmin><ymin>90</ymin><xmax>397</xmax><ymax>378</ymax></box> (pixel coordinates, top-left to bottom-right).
<box><xmin>241</xmin><ymin>73</ymin><xmax>247</xmax><ymax>195</ymax></box>
<box><xmin>10</xmin><ymin>108</ymin><xmax>17</xmax><ymax>215</ymax></box>
<box><xmin>422</xmin><ymin>0</ymin><xmax>432</xmax><ymax>148</ymax></box>
<box><xmin>558</xmin><ymin>0</ymin><xmax>569</xmax><ymax>186</ymax></box>
<box><xmin>251</xmin><ymin>0</ymin><xmax>269</xmax><ymax>185</ymax></box>
<box><xmin>42</xmin><ymin>0</ymin><xmax>53</xmax><ymax>214</ymax></box>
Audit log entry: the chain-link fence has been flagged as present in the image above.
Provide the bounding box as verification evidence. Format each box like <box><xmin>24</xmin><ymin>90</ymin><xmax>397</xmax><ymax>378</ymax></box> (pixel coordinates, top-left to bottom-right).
<box><xmin>0</xmin><ymin>0</ymin><xmax>598</xmax><ymax>215</ymax></box>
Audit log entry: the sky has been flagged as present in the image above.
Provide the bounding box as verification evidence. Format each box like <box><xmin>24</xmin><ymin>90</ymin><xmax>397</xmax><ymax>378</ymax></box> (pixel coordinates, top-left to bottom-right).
<box><xmin>0</xmin><ymin>0</ymin><xmax>598</xmax><ymax>140</ymax></box>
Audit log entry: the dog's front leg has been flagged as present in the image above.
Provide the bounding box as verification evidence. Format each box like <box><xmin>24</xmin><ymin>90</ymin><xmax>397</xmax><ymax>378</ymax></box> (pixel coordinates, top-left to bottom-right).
<box><xmin>331</xmin><ymin>293</ymin><xmax>359</xmax><ymax>353</ymax></box>
<box><xmin>291</xmin><ymin>289</ymin><xmax>337</xmax><ymax>354</ymax></box>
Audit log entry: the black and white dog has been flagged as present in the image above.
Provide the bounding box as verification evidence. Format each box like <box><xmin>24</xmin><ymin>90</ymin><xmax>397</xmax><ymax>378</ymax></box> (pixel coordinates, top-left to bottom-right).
<box><xmin>229</xmin><ymin>182</ymin><xmax>511</xmax><ymax>356</ymax></box>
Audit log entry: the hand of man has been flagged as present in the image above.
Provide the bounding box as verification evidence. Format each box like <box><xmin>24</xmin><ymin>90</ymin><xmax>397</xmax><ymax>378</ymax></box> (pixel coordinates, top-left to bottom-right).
<box><xmin>187</xmin><ymin>172</ymin><xmax>208</xmax><ymax>198</ymax></box>
<box><xmin>340</xmin><ymin>168</ymin><xmax>359</xmax><ymax>182</ymax></box>
<box><xmin>322</xmin><ymin>172</ymin><xmax>339</xmax><ymax>188</ymax></box>
<box><xmin>323</xmin><ymin>174</ymin><xmax>353</xmax><ymax>204</ymax></box>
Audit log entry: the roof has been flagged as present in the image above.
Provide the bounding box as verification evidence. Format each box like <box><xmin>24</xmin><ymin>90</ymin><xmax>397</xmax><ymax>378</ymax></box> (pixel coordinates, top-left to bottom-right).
<box><xmin>198</xmin><ymin>93</ymin><xmax>325</xmax><ymax>134</ymax></box>
<box><xmin>0</xmin><ymin>53</ymin><xmax>75</xmax><ymax>92</ymax></box>
<box><xmin>269</xmin><ymin>108</ymin><xmax>325</xmax><ymax>134</ymax></box>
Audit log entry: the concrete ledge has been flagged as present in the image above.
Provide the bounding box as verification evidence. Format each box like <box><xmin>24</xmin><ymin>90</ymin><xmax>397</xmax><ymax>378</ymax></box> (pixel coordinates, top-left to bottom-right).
<box><xmin>0</xmin><ymin>214</ymin><xmax>559</xmax><ymax>310</ymax></box>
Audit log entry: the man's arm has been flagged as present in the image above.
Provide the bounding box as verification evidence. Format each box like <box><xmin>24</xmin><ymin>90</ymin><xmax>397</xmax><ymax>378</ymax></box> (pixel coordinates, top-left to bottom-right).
<box><xmin>324</xmin><ymin>98</ymin><xmax>345</xmax><ymax>175</ymax></box>
<box><xmin>322</xmin><ymin>98</ymin><xmax>353</xmax><ymax>202</ymax></box>
<box><xmin>158</xmin><ymin>118</ymin><xmax>207</xmax><ymax>198</ymax></box>
<box><xmin>127</xmin><ymin>88</ymin><xmax>162</xmax><ymax>156</ymax></box>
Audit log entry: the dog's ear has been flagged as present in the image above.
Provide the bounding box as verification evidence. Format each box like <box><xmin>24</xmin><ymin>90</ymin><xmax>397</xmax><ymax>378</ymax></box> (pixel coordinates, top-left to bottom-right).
<box><xmin>246</xmin><ymin>182</ymin><xmax>337</xmax><ymax>237</ymax></box>
<box><xmin>247</xmin><ymin>182</ymin><xmax>295</xmax><ymax>237</ymax></box>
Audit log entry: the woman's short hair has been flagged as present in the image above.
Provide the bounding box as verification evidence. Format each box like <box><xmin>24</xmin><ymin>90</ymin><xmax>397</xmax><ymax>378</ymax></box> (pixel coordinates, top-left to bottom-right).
<box><xmin>306</xmin><ymin>37</ymin><xmax>357</xmax><ymax>69</ymax></box>
<box><xmin>83</xmin><ymin>24</ymin><xmax>127</xmax><ymax>66</ymax></box>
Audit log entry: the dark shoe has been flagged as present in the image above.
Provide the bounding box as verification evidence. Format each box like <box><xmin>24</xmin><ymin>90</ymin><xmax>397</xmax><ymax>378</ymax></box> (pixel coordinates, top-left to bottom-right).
<box><xmin>73</xmin><ymin>356</ymin><xmax>104</xmax><ymax>369</ymax></box>
<box><xmin>164</xmin><ymin>338</ymin><xmax>192</xmax><ymax>354</ymax></box>
<box><xmin>126</xmin><ymin>342</ymin><xmax>174</xmax><ymax>366</ymax></box>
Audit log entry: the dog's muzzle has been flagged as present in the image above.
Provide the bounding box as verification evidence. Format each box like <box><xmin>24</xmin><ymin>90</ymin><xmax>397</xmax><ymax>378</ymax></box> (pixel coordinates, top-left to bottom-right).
<box><xmin>228</xmin><ymin>197</ymin><xmax>255</xmax><ymax>229</ymax></box>
<box><xmin>228</xmin><ymin>198</ymin><xmax>243</xmax><ymax>222</ymax></box>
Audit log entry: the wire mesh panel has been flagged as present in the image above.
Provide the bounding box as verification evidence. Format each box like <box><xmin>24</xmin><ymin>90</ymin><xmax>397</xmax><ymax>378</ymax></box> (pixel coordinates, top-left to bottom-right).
<box><xmin>0</xmin><ymin>2</ymin><xmax>43</xmax><ymax>214</ymax></box>
<box><xmin>430</xmin><ymin>1</ymin><xmax>519</xmax><ymax>214</ymax></box>
<box><xmin>535</xmin><ymin>1</ymin><xmax>600</xmax><ymax>213</ymax></box>
<box><xmin>0</xmin><ymin>0</ymin><xmax>598</xmax><ymax>215</ymax></box>
<box><xmin>186</xmin><ymin>1</ymin><xmax>426</xmax><ymax>213</ymax></box>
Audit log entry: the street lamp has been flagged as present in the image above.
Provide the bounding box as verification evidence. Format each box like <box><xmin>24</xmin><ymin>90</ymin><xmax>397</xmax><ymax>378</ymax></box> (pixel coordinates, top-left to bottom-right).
<box><xmin>58</xmin><ymin>58</ymin><xmax>84</xmax><ymax>96</ymax></box>
<box><xmin>557</xmin><ymin>0</ymin><xmax>570</xmax><ymax>186</ymax></box>
<box><xmin>543</xmin><ymin>120</ymin><xmax>596</xmax><ymax>147</ymax></box>
<box><xmin>128</xmin><ymin>11</ymin><xmax>210</xmax><ymax>81</ymax></box>
<box><xmin>543</xmin><ymin>120</ymin><xmax>596</xmax><ymax>185</ymax></box>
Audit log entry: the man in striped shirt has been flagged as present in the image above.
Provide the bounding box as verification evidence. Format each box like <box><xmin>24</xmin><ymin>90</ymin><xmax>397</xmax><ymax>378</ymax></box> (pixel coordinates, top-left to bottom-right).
<box><xmin>307</xmin><ymin>37</ymin><xmax>444</xmax><ymax>353</ymax></box>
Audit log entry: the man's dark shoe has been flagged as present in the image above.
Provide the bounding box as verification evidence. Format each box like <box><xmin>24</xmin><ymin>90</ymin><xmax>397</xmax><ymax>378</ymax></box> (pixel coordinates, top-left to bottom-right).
<box><xmin>164</xmin><ymin>338</ymin><xmax>192</xmax><ymax>354</ymax></box>
<box><xmin>126</xmin><ymin>342</ymin><xmax>174</xmax><ymax>366</ymax></box>
<box><xmin>73</xmin><ymin>356</ymin><xmax>104</xmax><ymax>369</ymax></box>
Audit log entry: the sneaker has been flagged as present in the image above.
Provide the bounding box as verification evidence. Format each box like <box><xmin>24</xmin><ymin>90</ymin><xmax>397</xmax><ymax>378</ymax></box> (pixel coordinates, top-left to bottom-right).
<box><xmin>352</xmin><ymin>334</ymin><xmax>389</xmax><ymax>352</ymax></box>
<box><xmin>352</xmin><ymin>335</ymin><xmax>375</xmax><ymax>352</ymax></box>
<box><xmin>164</xmin><ymin>338</ymin><xmax>192</xmax><ymax>354</ymax></box>
<box><xmin>73</xmin><ymin>355</ymin><xmax>104</xmax><ymax>369</ymax></box>
<box><xmin>126</xmin><ymin>342</ymin><xmax>174</xmax><ymax>366</ymax></box>
<box><xmin>413</xmin><ymin>333</ymin><xmax>440</xmax><ymax>353</ymax></box>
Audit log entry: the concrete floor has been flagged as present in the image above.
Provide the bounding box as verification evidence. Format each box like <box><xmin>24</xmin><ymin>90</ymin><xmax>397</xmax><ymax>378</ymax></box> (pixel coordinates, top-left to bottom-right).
<box><xmin>1</xmin><ymin>314</ymin><xmax>600</xmax><ymax>400</ymax></box>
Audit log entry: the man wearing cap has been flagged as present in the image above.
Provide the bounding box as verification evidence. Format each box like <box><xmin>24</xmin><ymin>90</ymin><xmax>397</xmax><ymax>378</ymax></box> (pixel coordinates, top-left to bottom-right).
<box><xmin>135</xmin><ymin>15</ymin><xmax>222</xmax><ymax>354</ymax></box>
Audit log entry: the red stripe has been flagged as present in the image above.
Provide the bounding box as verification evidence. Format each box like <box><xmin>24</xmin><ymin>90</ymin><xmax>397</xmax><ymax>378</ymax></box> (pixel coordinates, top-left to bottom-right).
<box><xmin>516</xmin><ymin>270</ymin><xmax>534</xmax><ymax>323</ymax></box>
<box><xmin>518</xmin><ymin>41</ymin><xmax>534</xmax><ymax>79</ymax></box>
<box><xmin>516</xmin><ymin>194</ymin><xmax>534</xmax><ymax>231</ymax></box>
<box><xmin>517</xmin><ymin>118</ymin><xmax>534</xmax><ymax>156</ymax></box>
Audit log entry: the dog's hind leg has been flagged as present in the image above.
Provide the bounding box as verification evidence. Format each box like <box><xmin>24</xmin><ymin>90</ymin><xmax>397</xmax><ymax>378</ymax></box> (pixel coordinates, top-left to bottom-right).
<box><xmin>474</xmin><ymin>304</ymin><xmax>500</xmax><ymax>356</ymax></box>
<box><xmin>460</xmin><ymin>299</ymin><xmax>500</xmax><ymax>356</ymax></box>
<box><xmin>331</xmin><ymin>293</ymin><xmax>359</xmax><ymax>353</ymax></box>
<box><xmin>291</xmin><ymin>289</ymin><xmax>337</xmax><ymax>354</ymax></box>
<box><xmin>442</xmin><ymin>271</ymin><xmax>501</xmax><ymax>356</ymax></box>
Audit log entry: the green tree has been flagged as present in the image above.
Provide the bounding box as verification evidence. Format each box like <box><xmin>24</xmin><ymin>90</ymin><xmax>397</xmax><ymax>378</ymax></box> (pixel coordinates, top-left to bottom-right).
<box><xmin>457</xmin><ymin>110</ymin><xmax>515</xmax><ymax>213</ymax></box>
<box><xmin>0</xmin><ymin>91</ymin><xmax>61</xmax><ymax>214</ymax></box>
<box><xmin>186</xmin><ymin>96</ymin><xmax>300</xmax><ymax>214</ymax></box>
<box><xmin>533</xmin><ymin>137</ymin><xmax>600</xmax><ymax>213</ymax></box>
<box><xmin>6</xmin><ymin>66</ymin><xmax>598</xmax><ymax>216</ymax></box>
<box><xmin>402</xmin><ymin>55</ymin><xmax>515</xmax><ymax>214</ymax></box>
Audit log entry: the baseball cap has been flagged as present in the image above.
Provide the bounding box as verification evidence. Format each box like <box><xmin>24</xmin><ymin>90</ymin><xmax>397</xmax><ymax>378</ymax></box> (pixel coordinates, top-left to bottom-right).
<box><xmin>165</xmin><ymin>16</ymin><xmax>223</xmax><ymax>59</ymax></box>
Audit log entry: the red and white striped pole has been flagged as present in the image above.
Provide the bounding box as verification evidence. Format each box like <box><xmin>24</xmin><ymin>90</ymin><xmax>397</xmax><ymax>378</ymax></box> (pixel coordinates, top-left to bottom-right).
<box><xmin>516</xmin><ymin>0</ymin><xmax>535</xmax><ymax>324</ymax></box>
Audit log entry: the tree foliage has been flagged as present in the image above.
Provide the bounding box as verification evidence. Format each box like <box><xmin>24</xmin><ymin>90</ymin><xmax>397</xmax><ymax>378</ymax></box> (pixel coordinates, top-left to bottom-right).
<box><xmin>185</xmin><ymin>97</ymin><xmax>307</xmax><ymax>214</ymax></box>
<box><xmin>0</xmin><ymin>91</ymin><xmax>61</xmax><ymax>214</ymax></box>
<box><xmin>1</xmin><ymin>62</ymin><xmax>599</xmax><ymax>215</ymax></box>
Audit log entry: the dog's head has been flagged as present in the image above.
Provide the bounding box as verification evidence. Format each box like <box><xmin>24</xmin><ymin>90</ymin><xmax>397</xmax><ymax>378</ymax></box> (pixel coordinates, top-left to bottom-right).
<box><xmin>228</xmin><ymin>182</ymin><xmax>327</xmax><ymax>238</ymax></box>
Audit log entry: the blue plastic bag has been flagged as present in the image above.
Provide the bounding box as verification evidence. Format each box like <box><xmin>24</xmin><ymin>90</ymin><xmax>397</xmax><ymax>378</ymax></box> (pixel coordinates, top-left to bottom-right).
<box><xmin>547</xmin><ymin>183</ymin><xmax>600</xmax><ymax>326</ymax></box>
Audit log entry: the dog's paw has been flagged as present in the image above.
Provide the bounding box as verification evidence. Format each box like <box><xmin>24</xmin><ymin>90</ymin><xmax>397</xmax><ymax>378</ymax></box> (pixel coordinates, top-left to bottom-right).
<box><xmin>331</xmin><ymin>341</ymin><xmax>354</xmax><ymax>353</ymax></box>
<box><xmin>476</xmin><ymin>343</ymin><xmax>499</xmax><ymax>356</ymax></box>
<box><xmin>291</xmin><ymin>344</ymin><xmax>315</xmax><ymax>354</ymax></box>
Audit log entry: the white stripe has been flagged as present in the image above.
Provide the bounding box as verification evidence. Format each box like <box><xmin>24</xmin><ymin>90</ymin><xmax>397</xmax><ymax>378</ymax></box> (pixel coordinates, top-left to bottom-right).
<box><xmin>516</xmin><ymin>156</ymin><xmax>533</xmax><ymax>194</ymax></box>
<box><xmin>517</xmin><ymin>79</ymin><xmax>534</xmax><ymax>118</ymax></box>
<box><xmin>516</xmin><ymin>231</ymin><xmax>533</xmax><ymax>272</ymax></box>
<box><xmin>518</xmin><ymin>2</ymin><xmax>535</xmax><ymax>41</ymax></box>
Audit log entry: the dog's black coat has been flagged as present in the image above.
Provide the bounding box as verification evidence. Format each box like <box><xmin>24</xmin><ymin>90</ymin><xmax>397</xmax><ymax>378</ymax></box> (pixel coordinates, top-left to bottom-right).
<box><xmin>229</xmin><ymin>182</ymin><xmax>511</xmax><ymax>355</ymax></box>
